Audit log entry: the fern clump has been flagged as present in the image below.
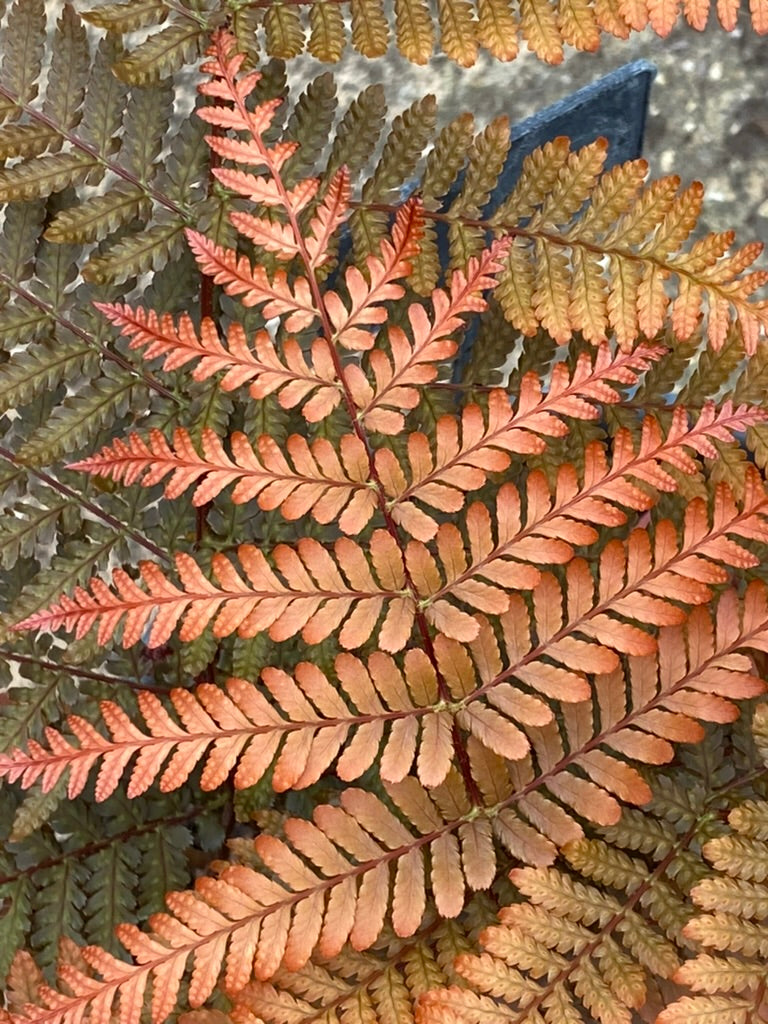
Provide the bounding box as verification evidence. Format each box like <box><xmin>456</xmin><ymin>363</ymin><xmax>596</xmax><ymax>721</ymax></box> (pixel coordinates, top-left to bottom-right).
<box><xmin>4</xmin><ymin>6</ymin><xmax>768</xmax><ymax>1024</ymax></box>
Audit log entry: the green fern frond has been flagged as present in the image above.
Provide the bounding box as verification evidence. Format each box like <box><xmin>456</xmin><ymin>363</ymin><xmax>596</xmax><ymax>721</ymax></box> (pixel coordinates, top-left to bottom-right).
<box><xmin>42</xmin><ymin>5</ymin><xmax>89</xmax><ymax>143</ymax></box>
<box><xmin>0</xmin><ymin>499</ymin><xmax>71</xmax><ymax>569</ymax></box>
<box><xmin>112</xmin><ymin>21</ymin><xmax>206</xmax><ymax>85</ymax></box>
<box><xmin>80</xmin><ymin>1</ymin><xmax>169</xmax><ymax>35</ymax></box>
<box><xmin>658</xmin><ymin>714</ymin><xmax>768</xmax><ymax>1021</ymax></box>
<box><xmin>15</xmin><ymin>373</ymin><xmax>140</xmax><ymax>467</ymax></box>
<box><xmin>0</xmin><ymin>0</ymin><xmax>46</xmax><ymax>124</ymax></box>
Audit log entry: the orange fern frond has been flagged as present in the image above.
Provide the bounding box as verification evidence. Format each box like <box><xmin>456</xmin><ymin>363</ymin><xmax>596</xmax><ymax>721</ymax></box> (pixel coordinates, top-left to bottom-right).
<box><xmin>185</xmin><ymin>230</ymin><xmax>320</xmax><ymax>332</ymax></box>
<box><xmin>7</xmin><ymin>476</ymin><xmax>768</xmax><ymax>806</ymax></box>
<box><xmin>347</xmin><ymin>239</ymin><xmax>511</xmax><ymax>432</ymax></box>
<box><xmin>11</xmin><ymin>585</ymin><xmax>768</xmax><ymax>1024</ymax></box>
<box><xmin>0</xmin><ymin>644</ymin><xmax>491</xmax><ymax>798</ymax></box>
<box><xmin>71</xmin><ymin>342</ymin><xmax>665</xmax><ymax>543</ymax></box>
<box><xmin>380</xmin><ymin>342</ymin><xmax>666</xmax><ymax>538</ymax></box>
<box><xmin>0</xmin><ymin>784</ymin><xmax>514</xmax><ymax>1024</ymax></box>
<box><xmin>319</xmin><ymin>198</ymin><xmax>426</xmax><ymax>352</ymax></box>
<box><xmin>220</xmin><ymin>167</ymin><xmax>352</xmax><ymax>268</ymax></box>
<box><xmin>12</xmin><ymin>534</ymin><xmax>419</xmax><ymax>651</ymax></box>
<box><xmin>195</xmin><ymin>32</ymin><xmax>428</xmax><ymax>352</ymax></box>
<box><xmin>70</xmin><ymin>427</ymin><xmax>376</xmax><ymax>531</ymax></box>
<box><xmin>94</xmin><ymin>304</ymin><xmax>344</xmax><ymax>422</ymax></box>
<box><xmin>16</xmin><ymin>402</ymin><xmax>766</xmax><ymax>653</ymax></box>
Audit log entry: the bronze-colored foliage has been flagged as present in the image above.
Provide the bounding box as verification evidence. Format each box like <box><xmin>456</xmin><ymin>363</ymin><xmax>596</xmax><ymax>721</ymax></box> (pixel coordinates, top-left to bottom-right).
<box><xmin>3</xmin><ymin>7</ymin><xmax>768</xmax><ymax>1024</ymax></box>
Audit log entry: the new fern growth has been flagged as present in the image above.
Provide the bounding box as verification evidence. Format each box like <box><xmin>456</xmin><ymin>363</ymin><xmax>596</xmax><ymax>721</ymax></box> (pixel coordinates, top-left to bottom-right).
<box><xmin>4</xmin><ymin>8</ymin><xmax>768</xmax><ymax>1024</ymax></box>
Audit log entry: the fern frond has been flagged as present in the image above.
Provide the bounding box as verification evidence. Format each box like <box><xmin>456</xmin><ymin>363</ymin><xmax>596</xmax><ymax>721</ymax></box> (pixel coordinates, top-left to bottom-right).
<box><xmin>7</xmin><ymin>494</ymin><xmax>768</xmax><ymax>810</ymax></box>
<box><xmin>144</xmin><ymin>0</ymin><xmax>768</xmax><ymax>66</ymax></box>
<box><xmin>14</xmin><ymin>398</ymin><xmax>766</xmax><ymax>651</ymax></box>
<box><xmin>0</xmin><ymin>791</ymin><xmax>214</xmax><ymax>977</ymax></box>
<box><xmin>69</xmin><ymin>426</ymin><xmax>376</xmax><ymax>532</ymax></box>
<box><xmin>2</xmin><ymin>636</ymin><xmax>505</xmax><ymax>797</ymax></box>
<box><xmin>447</xmin><ymin>117</ymin><xmax>510</xmax><ymax>267</ymax></box>
<box><xmin>11</xmin><ymin>534</ymin><xmax>415</xmax><ymax>651</ymax></box>
<box><xmin>307</xmin><ymin>2</ymin><xmax>346</xmax><ymax>60</ymax></box>
<box><xmin>15</xmin><ymin>373</ymin><xmax>139</xmax><ymax>467</ymax></box>
<box><xmin>42</xmin><ymin>5</ymin><xmax>89</xmax><ymax>142</ymax></box>
<box><xmin>80</xmin><ymin>1</ymin><xmax>169</xmax><ymax>35</ymax></box>
<box><xmin>13</xmin><ymin>573</ymin><xmax>768</xmax><ymax>1024</ymax></box>
<box><xmin>94</xmin><ymin>304</ymin><xmax>344</xmax><ymax>422</ymax></box>
<box><xmin>468</xmin><ymin>138</ymin><xmax>768</xmax><ymax>352</ymax></box>
<box><xmin>9</xmin><ymin>23</ymin><xmax>768</xmax><ymax>1024</ymax></box>
<box><xmin>395</xmin><ymin>0</ymin><xmax>436</xmax><ymax>62</ymax></box>
<box><xmin>82</xmin><ymin>220</ymin><xmax>187</xmax><ymax>286</ymax></box>
<box><xmin>0</xmin><ymin>152</ymin><xmax>97</xmax><ymax>202</ymax></box>
<box><xmin>0</xmin><ymin>338</ymin><xmax>95</xmax><ymax>416</ymax></box>
<box><xmin>324</xmin><ymin>83</ymin><xmax>387</xmax><ymax>183</ymax></box>
<box><xmin>659</xmin><ymin>744</ymin><xmax>768</xmax><ymax>1022</ymax></box>
<box><xmin>97</xmin><ymin>221</ymin><xmax>509</xmax><ymax>428</ymax></box>
<box><xmin>375</xmin><ymin>342</ymin><xmax>666</xmax><ymax>536</ymax></box>
<box><xmin>76</xmin><ymin>33</ymin><xmax>128</xmax><ymax>162</ymax></box>
<box><xmin>10</xmin><ymin>578</ymin><xmax>768</xmax><ymax>1024</ymax></box>
<box><xmin>2</xmin><ymin>534</ymin><xmax>124</xmax><ymax>646</ymax></box>
<box><xmin>112</xmin><ymin>21</ymin><xmax>206</xmax><ymax>85</ymax></box>
<box><xmin>352</xmin><ymin>96</ymin><xmax>437</xmax><ymax>258</ymax></box>
<box><xmin>72</xmin><ymin>341</ymin><xmax>661</xmax><ymax>538</ymax></box>
<box><xmin>352</xmin><ymin>238</ymin><xmax>510</xmax><ymax>432</ymax></box>
<box><xmin>418</xmin><ymin>860</ymin><xmax>680</xmax><ymax>1023</ymax></box>
<box><xmin>44</xmin><ymin>186</ymin><xmax>151</xmax><ymax>245</ymax></box>
<box><xmin>185</xmin><ymin>230</ymin><xmax>322</xmax><ymax>331</ymax></box>
<box><xmin>418</xmin><ymin>713</ymin><xmax>768</xmax><ymax>1024</ymax></box>
<box><xmin>0</xmin><ymin>786</ymin><xmax>499</xmax><ymax>1023</ymax></box>
<box><xmin>0</xmin><ymin>0</ymin><xmax>46</xmax><ymax>124</ymax></box>
<box><xmin>229</xmin><ymin>913</ymin><xmax>473</xmax><ymax>1024</ymax></box>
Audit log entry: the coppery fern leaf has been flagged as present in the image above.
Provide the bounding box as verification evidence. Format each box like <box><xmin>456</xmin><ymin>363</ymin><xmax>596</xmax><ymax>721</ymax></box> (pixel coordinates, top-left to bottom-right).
<box><xmin>94</xmin><ymin>303</ymin><xmax>344</xmax><ymax>423</ymax></box>
<box><xmin>10</xmin><ymin>581</ymin><xmax>768</xmax><ymax>1024</ymax></box>
<box><xmin>69</xmin><ymin>426</ymin><xmax>376</xmax><ymax>531</ymax></box>
<box><xmin>14</xmin><ymin>400</ymin><xmax>766</xmax><ymax>654</ymax></box>
<box><xmin>8</xmin><ymin>23</ymin><xmax>768</xmax><ymax>1024</ymax></box>
<box><xmin>70</xmin><ymin>343</ymin><xmax>666</xmax><ymax>541</ymax></box>
<box><xmin>6</xmin><ymin>477</ymin><xmax>768</xmax><ymax>813</ymax></box>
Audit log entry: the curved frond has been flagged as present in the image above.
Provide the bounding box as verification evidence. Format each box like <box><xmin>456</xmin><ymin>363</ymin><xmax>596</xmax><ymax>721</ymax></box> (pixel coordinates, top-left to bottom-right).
<box><xmin>0</xmin><ymin>785</ymin><xmax>502</xmax><ymax>1024</ymax></box>
<box><xmin>407</xmin><ymin>135</ymin><xmax>768</xmax><ymax>352</ymax></box>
